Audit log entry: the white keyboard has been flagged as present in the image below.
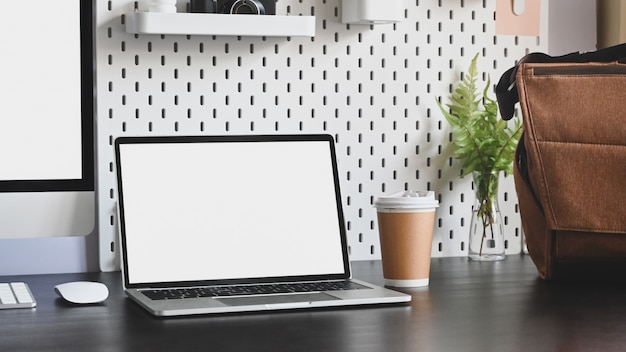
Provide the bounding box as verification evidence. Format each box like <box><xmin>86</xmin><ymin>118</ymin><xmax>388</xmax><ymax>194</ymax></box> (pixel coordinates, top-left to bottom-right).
<box><xmin>0</xmin><ymin>282</ymin><xmax>37</xmax><ymax>309</ymax></box>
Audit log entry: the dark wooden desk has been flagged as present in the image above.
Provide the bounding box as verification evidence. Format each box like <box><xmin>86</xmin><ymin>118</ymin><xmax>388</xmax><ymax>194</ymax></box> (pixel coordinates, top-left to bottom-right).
<box><xmin>2</xmin><ymin>256</ymin><xmax>626</xmax><ymax>351</ymax></box>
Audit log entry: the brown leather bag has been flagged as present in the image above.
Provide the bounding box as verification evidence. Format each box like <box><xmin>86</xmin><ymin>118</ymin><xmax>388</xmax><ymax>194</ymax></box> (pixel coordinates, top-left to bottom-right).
<box><xmin>497</xmin><ymin>44</ymin><xmax>626</xmax><ymax>279</ymax></box>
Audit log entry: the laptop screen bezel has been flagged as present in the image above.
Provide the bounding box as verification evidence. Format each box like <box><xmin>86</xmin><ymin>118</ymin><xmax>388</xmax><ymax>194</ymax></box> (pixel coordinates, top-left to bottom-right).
<box><xmin>115</xmin><ymin>134</ymin><xmax>352</xmax><ymax>289</ymax></box>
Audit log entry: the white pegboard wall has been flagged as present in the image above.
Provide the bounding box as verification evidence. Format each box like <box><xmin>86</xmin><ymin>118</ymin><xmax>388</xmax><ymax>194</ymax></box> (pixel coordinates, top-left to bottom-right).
<box><xmin>96</xmin><ymin>0</ymin><xmax>547</xmax><ymax>271</ymax></box>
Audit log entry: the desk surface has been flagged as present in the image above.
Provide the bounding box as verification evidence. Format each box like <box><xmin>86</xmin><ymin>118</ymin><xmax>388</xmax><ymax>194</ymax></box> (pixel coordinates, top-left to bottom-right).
<box><xmin>2</xmin><ymin>256</ymin><xmax>626</xmax><ymax>351</ymax></box>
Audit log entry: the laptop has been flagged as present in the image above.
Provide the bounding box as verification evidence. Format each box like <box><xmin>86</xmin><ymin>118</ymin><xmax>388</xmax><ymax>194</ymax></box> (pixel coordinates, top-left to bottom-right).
<box><xmin>114</xmin><ymin>134</ymin><xmax>410</xmax><ymax>316</ymax></box>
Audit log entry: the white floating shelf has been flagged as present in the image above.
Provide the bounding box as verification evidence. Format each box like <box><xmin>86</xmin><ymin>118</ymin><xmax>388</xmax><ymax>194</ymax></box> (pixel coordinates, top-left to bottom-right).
<box><xmin>125</xmin><ymin>12</ymin><xmax>316</xmax><ymax>37</ymax></box>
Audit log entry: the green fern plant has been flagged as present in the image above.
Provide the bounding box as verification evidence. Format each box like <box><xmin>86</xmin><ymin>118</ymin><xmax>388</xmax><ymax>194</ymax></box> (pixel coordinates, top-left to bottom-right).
<box><xmin>436</xmin><ymin>53</ymin><xmax>522</xmax><ymax>257</ymax></box>
<box><xmin>436</xmin><ymin>53</ymin><xmax>522</xmax><ymax>178</ymax></box>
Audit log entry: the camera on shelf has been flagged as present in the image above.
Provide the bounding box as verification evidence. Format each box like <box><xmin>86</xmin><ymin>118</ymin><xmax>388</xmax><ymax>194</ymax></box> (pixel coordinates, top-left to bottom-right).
<box><xmin>189</xmin><ymin>0</ymin><xmax>275</xmax><ymax>15</ymax></box>
<box><xmin>219</xmin><ymin>0</ymin><xmax>275</xmax><ymax>15</ymax></box>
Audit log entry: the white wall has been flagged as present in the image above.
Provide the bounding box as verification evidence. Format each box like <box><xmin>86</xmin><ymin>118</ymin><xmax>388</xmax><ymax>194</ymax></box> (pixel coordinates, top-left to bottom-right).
<box><xmin>548</xmin><ymin>0</ymin><xmax>596</xmax><ymax>54</ymax></box>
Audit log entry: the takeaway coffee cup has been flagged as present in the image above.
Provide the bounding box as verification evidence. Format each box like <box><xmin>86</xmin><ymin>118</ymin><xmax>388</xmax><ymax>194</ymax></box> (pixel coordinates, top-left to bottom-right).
<box><xmin>374</xmin><ymin>191</ymin><xmax>439</xmax><ymax>287</ymax></box>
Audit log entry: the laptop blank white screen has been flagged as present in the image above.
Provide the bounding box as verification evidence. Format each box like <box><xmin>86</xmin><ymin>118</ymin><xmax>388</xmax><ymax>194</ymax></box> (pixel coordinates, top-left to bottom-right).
<box><xmin>117</xmin><ymin>139</ymin><xmax>347</xmax><ymax>285</ymax></box>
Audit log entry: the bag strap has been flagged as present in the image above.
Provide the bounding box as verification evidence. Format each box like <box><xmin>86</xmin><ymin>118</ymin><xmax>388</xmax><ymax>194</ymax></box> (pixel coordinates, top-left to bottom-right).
<box><xmin>496</xmin><ymin>43</ymin><xmax>626</xmax><ymax>120</ymax></box>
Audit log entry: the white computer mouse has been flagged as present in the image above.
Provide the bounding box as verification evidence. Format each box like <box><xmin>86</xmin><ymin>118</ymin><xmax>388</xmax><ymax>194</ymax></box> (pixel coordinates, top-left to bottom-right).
<box><xmin>54</xmin><ymin>281</ymin><xmax>109</xmax><ymax>304</ymax></box>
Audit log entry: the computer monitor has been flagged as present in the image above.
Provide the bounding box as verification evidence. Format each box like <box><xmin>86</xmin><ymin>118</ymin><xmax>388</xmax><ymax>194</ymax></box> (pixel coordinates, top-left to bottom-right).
<box><xmin>0</xmin><ymin>0</ymin><xmax>95</xmax><ymax>238</ymax></box>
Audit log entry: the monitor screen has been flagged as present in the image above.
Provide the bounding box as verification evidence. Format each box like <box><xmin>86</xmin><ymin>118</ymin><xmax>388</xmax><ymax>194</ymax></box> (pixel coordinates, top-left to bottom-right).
<box><xmin>0</xmin><ymin>0</ymin><xmax>93</xmax><ymax>192</ymax></box>
<box><xmin>116</xmin><ymin>137</ymin><xmax>347</xmax><ymax>285</ymax></box>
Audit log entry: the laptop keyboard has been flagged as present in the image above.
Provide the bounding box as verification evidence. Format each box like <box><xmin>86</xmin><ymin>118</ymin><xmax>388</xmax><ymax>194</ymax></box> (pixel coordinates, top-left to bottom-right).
<box><xmin>141</xmin><ymin>280</ymin><xmax>370</xmax><ymax>301</ymax></box>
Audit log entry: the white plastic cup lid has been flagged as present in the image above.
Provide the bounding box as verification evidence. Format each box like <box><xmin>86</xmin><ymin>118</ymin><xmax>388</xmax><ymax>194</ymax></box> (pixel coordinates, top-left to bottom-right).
<box><xmin>374</xmin><ymin>190</ymin><xmax>439</xmax><ymax>210</ymax></box>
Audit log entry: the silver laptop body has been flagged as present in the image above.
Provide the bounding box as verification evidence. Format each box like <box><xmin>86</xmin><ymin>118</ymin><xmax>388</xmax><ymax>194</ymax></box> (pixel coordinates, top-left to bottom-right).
<box><xmin>115</xmin><ymin>134</ymin><xmax>410</xmax><ymax>316</ymax></box>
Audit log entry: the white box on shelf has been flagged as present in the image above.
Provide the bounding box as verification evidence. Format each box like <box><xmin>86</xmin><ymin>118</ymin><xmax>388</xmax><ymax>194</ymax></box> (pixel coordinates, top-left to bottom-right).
<box><xmin>125</xmin><ymin>12</ymin><xmax>316</xmax><ymax>37</ymax></box>
<box><xmin>342</xmin><ymin>0</ymin><xmax>403</xmax><ymax>25</ymax></box>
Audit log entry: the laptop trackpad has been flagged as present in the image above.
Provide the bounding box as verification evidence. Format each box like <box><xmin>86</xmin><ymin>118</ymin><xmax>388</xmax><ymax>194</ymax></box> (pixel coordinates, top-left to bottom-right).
<box><xmin>217</xmin><ymin>293</ymin><xmax>339</xmax><ymax>307</ymax></box>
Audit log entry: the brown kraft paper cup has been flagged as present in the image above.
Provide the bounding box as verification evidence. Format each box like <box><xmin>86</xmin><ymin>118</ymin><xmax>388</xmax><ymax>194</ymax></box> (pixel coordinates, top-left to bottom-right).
<box><xmin>374</xmin><ymin>191</ymin><xmax>438</xmax><ymax>287</ymax></box>
<box><xmin>377</xmin><ymin>210</ymin><xmax>436</xmax><ymax>287</ymax></box>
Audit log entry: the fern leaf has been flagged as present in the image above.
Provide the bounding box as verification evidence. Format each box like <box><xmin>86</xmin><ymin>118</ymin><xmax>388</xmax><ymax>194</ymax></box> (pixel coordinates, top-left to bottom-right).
<box><xmin>438</xmin><ymin>53</ymin><xmax>522</xmax><ymax>178</ymax></box>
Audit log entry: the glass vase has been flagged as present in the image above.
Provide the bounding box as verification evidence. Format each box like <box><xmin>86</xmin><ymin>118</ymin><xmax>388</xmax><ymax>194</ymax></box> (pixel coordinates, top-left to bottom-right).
<box><xmin>468</xmin><ymin>171</ymin><xmax>505</xmax><ymax>261</ymax></box>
